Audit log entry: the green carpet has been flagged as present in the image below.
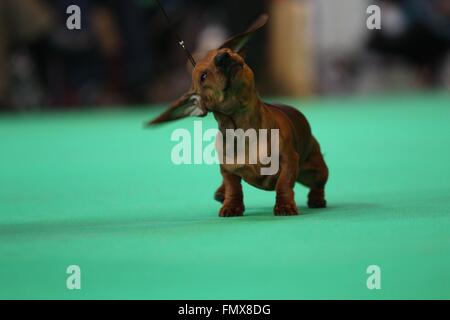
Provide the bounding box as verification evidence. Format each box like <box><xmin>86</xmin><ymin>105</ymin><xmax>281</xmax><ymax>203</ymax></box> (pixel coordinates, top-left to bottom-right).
<box><xmin>0</xmin><ymin>92</ymin><xmax>449</xmax><ymax>299</ymax></box>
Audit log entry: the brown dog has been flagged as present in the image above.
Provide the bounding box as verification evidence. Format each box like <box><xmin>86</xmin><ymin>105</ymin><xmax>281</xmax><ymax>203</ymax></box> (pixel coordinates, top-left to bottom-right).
<box><xmin>148</xmin><ymin>15</ymin><xmax>328</xmax><ymax>217</ymax></box>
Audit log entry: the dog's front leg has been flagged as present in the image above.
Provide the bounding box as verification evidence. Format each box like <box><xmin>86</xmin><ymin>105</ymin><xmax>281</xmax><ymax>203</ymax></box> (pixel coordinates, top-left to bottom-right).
<box><xmin>219</xmin><ymin>167</ymin><xmax>245</xmax><ymax>217</ymax></box>
<box><xmin>274</xmin><ymin>151</ymin><xmax>299</xmax><ymax>216</ymax></box>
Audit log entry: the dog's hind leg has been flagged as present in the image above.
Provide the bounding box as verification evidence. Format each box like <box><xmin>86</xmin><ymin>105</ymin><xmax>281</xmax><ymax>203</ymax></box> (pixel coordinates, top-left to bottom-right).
<box><xmin>297</xmin><ymin>142</ymin><xmax>329</xmax><ymax>209</ymax></box>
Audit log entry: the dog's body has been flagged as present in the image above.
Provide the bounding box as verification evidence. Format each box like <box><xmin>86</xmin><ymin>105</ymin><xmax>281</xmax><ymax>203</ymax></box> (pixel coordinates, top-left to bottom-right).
<box><xmin>149</xmin><ymin>15</ymin><xmax>328</xmax><ymax>217</ymax></box>
<box><xmin>213</xmin><ymin>100</ymin><xmax>328</xmax><ymax>217</ymax></box>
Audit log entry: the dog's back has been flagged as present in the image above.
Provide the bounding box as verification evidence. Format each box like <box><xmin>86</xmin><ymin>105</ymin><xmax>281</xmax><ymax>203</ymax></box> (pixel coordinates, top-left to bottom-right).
<box><xmin>265</xmin><ymin>103</ymin><xmax>315</xmax><ymax>162</ymax></box>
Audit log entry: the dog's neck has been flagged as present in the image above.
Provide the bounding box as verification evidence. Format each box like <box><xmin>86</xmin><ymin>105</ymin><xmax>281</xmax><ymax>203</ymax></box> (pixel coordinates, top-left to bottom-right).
<box><xmin>213</xmin><ymin>90</ymin><xmax>264</xmax><ymax>133</ymax></box>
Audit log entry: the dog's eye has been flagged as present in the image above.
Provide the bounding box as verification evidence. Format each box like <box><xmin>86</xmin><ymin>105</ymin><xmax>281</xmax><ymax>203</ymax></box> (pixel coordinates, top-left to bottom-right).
<box><xmin>200</xmin><ymin>72</ymin><xmax>207</xmax><ymax>83</ymax></box>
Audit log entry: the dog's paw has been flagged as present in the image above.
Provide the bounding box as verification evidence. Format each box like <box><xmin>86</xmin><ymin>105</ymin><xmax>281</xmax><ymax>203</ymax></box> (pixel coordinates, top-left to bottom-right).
<box><xmin>219</xmin><ymin>204</ymin><xmax>244</xmax><ymax>217</ymax></box>
<box><xmin>308</xmin><ymin>189</ymin><xmax>326</xmax><ymax>209</ymax></box>
<box><xmin>308</xmin><ymin>199</ymin><xmax>327</xmax><ymax>209</ymax></box>
<box><xmin>274</xmin><ymin>202</ymin><xmax>299</xmax><ymax>216</ymax></box>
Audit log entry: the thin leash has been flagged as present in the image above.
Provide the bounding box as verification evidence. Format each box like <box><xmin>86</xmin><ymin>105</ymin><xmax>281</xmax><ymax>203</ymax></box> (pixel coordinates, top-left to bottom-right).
<box><xmin>154</xmin><ymin>0</ymin><xmax>197</xmax><ymax>67</ymax></box>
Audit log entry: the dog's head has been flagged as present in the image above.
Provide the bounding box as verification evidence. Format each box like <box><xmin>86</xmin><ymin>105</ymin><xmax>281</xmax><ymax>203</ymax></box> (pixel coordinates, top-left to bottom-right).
<box><xmin>148</xmin><ymin>14</ymin><xmax>268</xmax><ymax>125</ymax></box>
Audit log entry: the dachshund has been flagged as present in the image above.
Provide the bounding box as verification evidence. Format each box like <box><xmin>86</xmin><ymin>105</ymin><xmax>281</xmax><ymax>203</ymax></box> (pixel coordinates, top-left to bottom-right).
<box><xmin>147</xmin><ymin>15</ymin><xmax>328</xmax><ymax>217</ymax></box>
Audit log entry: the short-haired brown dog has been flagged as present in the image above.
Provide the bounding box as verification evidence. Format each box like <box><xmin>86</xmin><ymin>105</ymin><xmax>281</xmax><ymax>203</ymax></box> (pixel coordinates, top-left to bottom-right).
<box><xmin>148</xmin><ymin>15</ymin><xmax>328</xmax><ymax>217</ymax></box>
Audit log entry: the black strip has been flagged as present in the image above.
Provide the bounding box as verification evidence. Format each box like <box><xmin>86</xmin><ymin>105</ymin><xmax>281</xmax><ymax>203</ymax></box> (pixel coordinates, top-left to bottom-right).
<box><xmin>0</xmin><ymin>300</ymin><xmax>438</xmax><ymax>317</ymax></box>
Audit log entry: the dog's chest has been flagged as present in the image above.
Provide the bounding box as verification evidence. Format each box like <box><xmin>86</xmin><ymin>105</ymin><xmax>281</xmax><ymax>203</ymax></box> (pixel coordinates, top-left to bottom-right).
<box><xmin>215</xmin><ymin>132</ymin><xmax>280</xmax><ymax>190</ymax></box>
<box><xmin>226</xmin><ymin>164</ymin><xmax>279</xmax><ymax>191</ymax></box>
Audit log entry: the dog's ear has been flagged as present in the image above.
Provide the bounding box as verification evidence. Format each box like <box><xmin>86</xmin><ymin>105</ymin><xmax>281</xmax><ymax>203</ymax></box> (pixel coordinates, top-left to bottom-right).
<box><xmin>146</xmin><ymin>92</ymin><xmax>207</xmax><ymax>126</ymax></box>
<box><xmin>219</xmin><ymin>14</ymin><xmax>268</xmax><ymax>54</ymax></box>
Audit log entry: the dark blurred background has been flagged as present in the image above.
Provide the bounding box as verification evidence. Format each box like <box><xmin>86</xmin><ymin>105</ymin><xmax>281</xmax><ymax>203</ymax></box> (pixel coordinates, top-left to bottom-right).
<box><xmin>0</xmin><ymin>0</ymin><xmax>449</xmax><ymax>112</ymax></box>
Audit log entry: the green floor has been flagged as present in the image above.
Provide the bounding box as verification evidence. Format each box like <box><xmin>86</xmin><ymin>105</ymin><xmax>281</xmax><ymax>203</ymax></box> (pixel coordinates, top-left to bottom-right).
<box><xmin>0</xmin><ymin>92</ymin><xmax>449</xmax><ymax>299</ymax></box>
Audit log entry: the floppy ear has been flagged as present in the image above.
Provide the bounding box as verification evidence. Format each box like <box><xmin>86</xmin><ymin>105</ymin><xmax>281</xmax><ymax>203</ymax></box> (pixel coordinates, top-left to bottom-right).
<box><xmin>219</xmin><ymin>14</ymin><xmax>269</xmax><ymax>54</ymax></box>
<box><xmin>146</xmin><ymin>92</ymin><xmax>207</xmax><ymax>126</ymax></box>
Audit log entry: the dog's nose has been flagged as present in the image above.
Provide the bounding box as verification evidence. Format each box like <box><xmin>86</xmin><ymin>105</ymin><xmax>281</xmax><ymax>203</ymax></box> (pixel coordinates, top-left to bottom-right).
<box><xmin>214</xmin><ymin>52</ymin><xmax>232</xmax><ymax>69</ymax></box>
